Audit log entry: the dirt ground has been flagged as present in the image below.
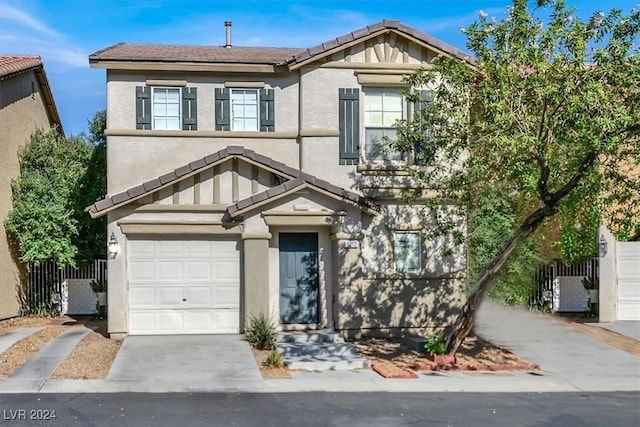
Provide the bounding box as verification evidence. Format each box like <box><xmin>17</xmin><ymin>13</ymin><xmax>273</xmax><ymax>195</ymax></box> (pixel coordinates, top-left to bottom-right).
<box><xmin>353</xmin><ymin>334</ymin><xmax>532</xmax><ymax>371</ymax></box>
<box><xmin>251</xmin><ymin>348</ymin><xmax>292</xmax><ymax>379</ymax></box>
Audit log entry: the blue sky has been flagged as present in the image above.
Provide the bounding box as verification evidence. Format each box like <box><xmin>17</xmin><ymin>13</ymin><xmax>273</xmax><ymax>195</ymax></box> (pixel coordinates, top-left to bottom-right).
<box><xmin>1</xmin><ymin>0</ymin><xmax>638</xmax><ymax>136</ymax></box>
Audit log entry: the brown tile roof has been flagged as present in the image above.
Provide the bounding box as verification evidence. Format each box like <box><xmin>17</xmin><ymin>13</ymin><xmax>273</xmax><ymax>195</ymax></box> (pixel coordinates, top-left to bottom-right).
<box><xmin>89</xmin><ymin>43</ymin><xmax>304</xmax><ymax>65</ymax></box>
<box><xmin>0</xmin><ymin>55</ymin><xmax>43</xmax><ymax>79</ymax></box>
<box><xmin>89</xmin><ymin>20</ymin><xmax>473</xmax><ymax>67</ymax></box>
<box><xmin>85</xmin><ymin>146</ymin><xmax>379</xmax><ymax>217</ymax></box>
<box><xmin>0</xmin><ymin>54</ymin><xmax>64</xmax><ymax>134</ymax></box>
<box><xmin>287</xmin><ymin>19</ymin><xmax>474</xmax><ymax>67</ymax></box>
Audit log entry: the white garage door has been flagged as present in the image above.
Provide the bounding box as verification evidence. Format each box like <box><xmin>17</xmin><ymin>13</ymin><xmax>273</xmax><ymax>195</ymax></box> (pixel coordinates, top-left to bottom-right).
<box><xmin>618</xmin><ymin>242</ymin><xmax>640</xmax><ymax>321</ymax></box>
<box><xmin>128</xmin><ymin>237</ymin><xmax>240</xmax><ymax>335</ymax></box>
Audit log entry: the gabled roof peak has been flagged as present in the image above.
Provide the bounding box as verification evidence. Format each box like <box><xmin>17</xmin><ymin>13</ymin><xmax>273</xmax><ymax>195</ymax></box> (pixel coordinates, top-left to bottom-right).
<box><xmin>88</xmin><ymin>20</ymin><xmax>473</xmax><ymax>68</ymax></box>
<box><xmin>86</xmin><ymin>146</ymin><xmax>379</xmax><ymax>217</ymax></box>
<box><xmin>287</xmin><ymin>19</ymin><xmax>473</xmax><ymax>68</ymax></box>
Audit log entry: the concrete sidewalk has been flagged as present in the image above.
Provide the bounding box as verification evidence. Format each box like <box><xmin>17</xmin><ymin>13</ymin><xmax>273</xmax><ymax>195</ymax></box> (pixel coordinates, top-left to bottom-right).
<box><xmin>1</xmin><ymin>301</ymin><xmax>639</xmax><ymax>393</ymax></box>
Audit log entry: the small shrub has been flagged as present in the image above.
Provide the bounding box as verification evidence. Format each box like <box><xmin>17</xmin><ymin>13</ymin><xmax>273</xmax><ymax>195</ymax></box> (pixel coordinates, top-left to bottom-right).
<box><xmin>424</xmin><ymin>331</ymin><xmax>447</xmax><ymax>355</ymax></box>
<box><xmin>245</xmin><ymin>313</ymin><xmax>277</xmax><ymax>350</ymax></box>
<box><xmin>262</xmin><ymin>350</ymin><xmax>284</xmax><ymax>368</ymax></box>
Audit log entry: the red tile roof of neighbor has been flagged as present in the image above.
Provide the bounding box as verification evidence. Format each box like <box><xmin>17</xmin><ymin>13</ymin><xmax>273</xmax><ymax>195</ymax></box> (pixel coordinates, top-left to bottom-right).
<box><xmin>0</xmin><ymin>54</ymin><xmax>64</xmax><ymax>134</ymax></box>
<box><xmin>0</xmin><ymin>55</ymin><xmax>43</xmax><ymax>79</ymax></box>
<box><xmin>89</xmin><ymin>19</ymin><xmax>473</xmax><ymax>67</ymax></box>
<box><xmin>85</xmin><ymin>146</ymin><xmax>379</xmax><ymax>217</ymax></box>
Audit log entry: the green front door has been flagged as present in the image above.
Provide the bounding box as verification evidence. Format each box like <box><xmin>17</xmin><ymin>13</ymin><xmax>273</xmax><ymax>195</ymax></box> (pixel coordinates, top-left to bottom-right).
<box><xmin>279</xmin><ymin>233</ymin><xmax>319</xmax><ymax>325</ymax></box>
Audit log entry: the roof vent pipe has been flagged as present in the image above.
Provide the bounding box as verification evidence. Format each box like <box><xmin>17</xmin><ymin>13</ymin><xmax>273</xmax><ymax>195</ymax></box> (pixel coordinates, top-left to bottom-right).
<box><xmin>225</xmin><ymin>21</ymin><xmax>232</xmax><ymax>48</ymax></box>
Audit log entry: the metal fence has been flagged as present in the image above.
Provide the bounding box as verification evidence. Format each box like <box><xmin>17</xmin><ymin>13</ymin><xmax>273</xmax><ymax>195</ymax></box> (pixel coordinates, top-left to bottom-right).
<box><xmin>26</xmin><ymin>259</ymin><xmax>107</xmax><ymax>311</ymax></box>
<box><xmin>531</xmin><ymin>257</ymin><xmax>599</xmax><ymax>308</ymax></box>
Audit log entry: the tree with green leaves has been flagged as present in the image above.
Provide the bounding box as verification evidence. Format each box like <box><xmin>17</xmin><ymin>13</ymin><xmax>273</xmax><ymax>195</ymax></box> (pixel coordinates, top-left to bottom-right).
<box><xmin>5</xmin><ymin>110</ymin><xmax>107</xmax><ymax>267</ymax></box>
<box><xmin>74</xmin><ymin>110</ymin><xmax>107</xmax><ymax>265</ymax></box>
<box><xmin>396</xmin><ymin>0</ymin><xmax>640</xmax><ymax>354</ymax></box>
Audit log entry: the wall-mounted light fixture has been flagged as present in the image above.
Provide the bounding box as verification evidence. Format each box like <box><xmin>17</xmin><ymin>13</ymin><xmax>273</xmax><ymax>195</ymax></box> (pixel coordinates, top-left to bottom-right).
<box><xmin>107</xmin><ymin>233</ymin><xmax>120</xmax><ymax>259</ymax></box>
<box><xmin>599</xmin><ymin>234</ymin><xmax>607</xmax><ymax>258</ymax></box>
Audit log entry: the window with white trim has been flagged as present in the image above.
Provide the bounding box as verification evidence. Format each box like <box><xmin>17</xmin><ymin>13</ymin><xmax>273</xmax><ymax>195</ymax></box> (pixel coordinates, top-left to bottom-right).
<box><xmin>215</xmin><ymin>87</ymin><xmax>274</xmax><ymax>132</ymax></box>
<box><xmin>364</xmin><ymin>89</ymin><xmax>404</xmax><ymax>161</ymax></box>
<box><xmin>152</xmin><ymin>87</ymin><xmax>181</xmax><ymax>130</ymax></box>
<box><xmin>393</xmin><ymin>231</ymin><xmax>422</xmax><ymax>273</ymax></box>
<box><xmin>231</xmin><ymin>89</ymin><xmax>259</xmax><ymax>131</ymax></box>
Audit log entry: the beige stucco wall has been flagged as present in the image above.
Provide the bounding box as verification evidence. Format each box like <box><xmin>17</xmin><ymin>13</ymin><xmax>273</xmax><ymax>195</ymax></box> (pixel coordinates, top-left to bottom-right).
<box><xmin>0</xmin><ymin>70</ymin><xmax>54</xmax><ymax>319</ymax></box>
<box><xmin>107</xmin><ymin>135</ymin><xmax>299</xmax><ymax>194</ymax></box>
<box><xmin>100</xmin><ymin>35</ymin><xmax>468</xmax><ymax>336</ymax></box>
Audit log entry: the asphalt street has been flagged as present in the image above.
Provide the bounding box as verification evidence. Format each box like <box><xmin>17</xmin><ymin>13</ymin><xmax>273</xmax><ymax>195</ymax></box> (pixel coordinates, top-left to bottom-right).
<box><xmin>1</xmin><ymin>392</ymin><xmax>638</xmax><ymax>427</ymax></box>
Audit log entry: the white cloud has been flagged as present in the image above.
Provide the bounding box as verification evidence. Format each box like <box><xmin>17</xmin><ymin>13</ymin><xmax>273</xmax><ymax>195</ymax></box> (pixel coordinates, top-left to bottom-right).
<box><xmin>0</xmin><ymin>3</ymin><xmax>60</xmax><ymax>37</ymax></box>
<box><xmin>49</xmin><ymin>47</ymin><xmax>89</xmax><ymax>68</ymax></box>
<box><xmin>0</xmin><ymin>4</ymin><xmax>87</xmax><ymax>69</ymax></box>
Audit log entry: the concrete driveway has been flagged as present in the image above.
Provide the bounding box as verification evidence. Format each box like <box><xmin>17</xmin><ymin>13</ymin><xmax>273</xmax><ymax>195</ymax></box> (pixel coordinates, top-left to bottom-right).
<box><xmin>475</xmin><ymin>301</ymin><xmax>640</xmax><ymax>391</ymax></box>
<box><xmin>107</xmin><ymin>335</ymin><xmax>261</xmax><ymax>391</ymax></box>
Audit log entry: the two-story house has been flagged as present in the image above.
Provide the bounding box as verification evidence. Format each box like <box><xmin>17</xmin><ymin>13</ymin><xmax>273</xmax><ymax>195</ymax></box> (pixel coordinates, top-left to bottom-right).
<box><xmin>0</xmin><ymin>55</ymin><xmax>63</xmax><ymax>320</ymax></box>
<box><xmin>87</xmin><ymin>20</ymin><xmax>470</xmax><ymax>339</ymax></box>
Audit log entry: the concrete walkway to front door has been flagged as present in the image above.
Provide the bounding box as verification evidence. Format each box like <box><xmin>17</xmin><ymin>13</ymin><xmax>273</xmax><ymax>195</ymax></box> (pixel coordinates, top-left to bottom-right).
<box><xmin>107</xmin><ymin>335</ymin><xmax>261</xmax><ymax>391</ymax></box>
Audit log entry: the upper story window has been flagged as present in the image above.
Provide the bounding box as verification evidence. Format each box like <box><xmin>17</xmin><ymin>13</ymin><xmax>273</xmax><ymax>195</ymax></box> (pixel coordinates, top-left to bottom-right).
<box><xmin>231</xmin><ymin>89</ymin><xmax>258</xmax><ymax>131</ymax></box>
<box><xmin>364</xmin><ymin>89</ymin><xmax>404</xmax><ymax>162</ymax></box>
<box><xmin>338</xmin><ymin>87</ymin><xmax>432</xmax><ymax>166</ymax></box>
<box><xmin>135</xmin><ymin>85</ymin><xmax>197</xmax><ymax>131</ymax></box>
<box><xmin>215</xmin><ymin>88</ymin><xmax>274</xmax><ymax>132</ymax></box>
<box><xmin>152</xmin><ymin>88</ymin><xmax>181</xmax><ymax>130</ymax></box>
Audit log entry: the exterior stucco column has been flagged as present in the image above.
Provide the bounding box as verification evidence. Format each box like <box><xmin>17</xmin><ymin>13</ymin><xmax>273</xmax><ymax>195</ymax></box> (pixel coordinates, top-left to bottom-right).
<box><xmin>107</xmin><ymin>213</ymin><xmax>128</xmax><ymax>339</ymax></box>
<box><xmin>331</xmin><ymin>232</ymin><xmax>364</xmax><ymax>331</ymax></box>
<box><xmin>241</xmin><ymin>232</ymin><xmax>272</xmax><ymax>330</ymax></box>
<box><xmin>598</xmin><ymin>226</ymin><xmax>618</xmax><ymax>322</ymax></box>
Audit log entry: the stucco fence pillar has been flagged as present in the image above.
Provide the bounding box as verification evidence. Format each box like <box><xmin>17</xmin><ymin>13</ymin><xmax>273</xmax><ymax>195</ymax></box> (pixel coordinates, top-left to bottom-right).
<box><xmin>598</xmin><ymin>226</ymin><xmax>618</xmax><ymax>322</ymax></box>
<box><xmin>241</xmin><ymin>232</ymin><xmax>272</xmax><ymax>330</ymax></box>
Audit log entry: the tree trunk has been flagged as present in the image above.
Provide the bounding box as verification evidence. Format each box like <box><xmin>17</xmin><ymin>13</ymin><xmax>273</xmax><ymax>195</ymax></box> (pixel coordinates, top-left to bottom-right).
<box><xmin>445</xmin><ymin>205</ymin><xmax>555</xmax><ymax>355</ymax></box>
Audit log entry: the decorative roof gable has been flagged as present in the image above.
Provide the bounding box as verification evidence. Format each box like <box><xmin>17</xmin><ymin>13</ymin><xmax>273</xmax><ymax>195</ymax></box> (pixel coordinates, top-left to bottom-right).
<box><xmin>86</xmin><ymin>146</ymin><xmax>379</xmax><ymax>217</ymax></box>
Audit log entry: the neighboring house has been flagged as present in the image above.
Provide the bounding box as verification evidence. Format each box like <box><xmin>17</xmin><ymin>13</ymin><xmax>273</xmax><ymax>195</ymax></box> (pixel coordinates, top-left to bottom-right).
<box><xmin>87</xmin><ymin>20</ymin><xmax>470</xmax><ymax>339</ymax></box>
<box><xmin>0</xmin><ymin>55</ymin><xmax>63</xmax><ymax>320</ymax></box>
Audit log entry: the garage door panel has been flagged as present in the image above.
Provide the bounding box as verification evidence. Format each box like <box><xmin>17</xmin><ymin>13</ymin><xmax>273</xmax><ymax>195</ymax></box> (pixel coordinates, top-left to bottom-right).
<box><xmin>618</xmin><ymin>243</ymin><xmax>640</xmax><ymax>321</ymax></box>
<box><xmin>158</xmin><ymin>311</ymin><xmax>184</xmax><ymax>331</ymax></box>
<box><xmin>185</xmin><ymin>240</ymin><xmax>214</xmax><ymax>256</ymax></box>
<box><xmin>157</xmin><ymin>240</ymin><xmax>184</xmax><ymax>255</ymax></box>
<box><xmin>214</xmin><ymin>240</ymin><xmax>238</xmax><ymax>255</ymax></box>
<box><xmin>214</xmin><ymin>287</ymin><xmax>240</xmax><ymax>307</ymax></box>
<box><xmin>157</xmin><ymin>287</ymin><xmax>184</xmax><ymax>306</ymax></box>
<box><xmin>186</xmin><ymin>287</ymin><xmax>213</xmax><ymax>305</ymax></box>
<box><xmin>128</xmin><ymin>240</ymin><xmax>155</xmax><ymax>257</ymax></box>
<box><xmin>130</xmin><ymin>287</ymin><xmax>156</xmax><ymax>306</ymax></box>
<box><xmin>185</xmin><ymin>261</ymin><xmax>213</xmax><ymax>280</ymax></box>
<box><xmin>186</xmin><ymin>311</ymin><xmax>214</xmax><ymax>330</ymax></box>
<box><xmin>129</xmin><ymin>311</ymin><xmax>157</xmax><ymax>333</ymax></box>
<box><xmin>216</xmin><ymin>260</ymin><xmax>240</xmax><ymax>280</ymax></box>
<box><xmin>129</xmin><ymin>261</ymin><xmax>156</xmax><ymax>281</ymax></box>
<box><xmin>215</xmin><ymin>311</ymin><xmax>240</xmax><ymax>333</ymax></box>
<box><xmin>158</xmin><ymin>261</ymin><xmax>184</xmax><ymax>281</ymax></box>
<box><xmin>128</xmin><ymin>238</ymin><xmax>240</xmax><ymax>335</ymax></box>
